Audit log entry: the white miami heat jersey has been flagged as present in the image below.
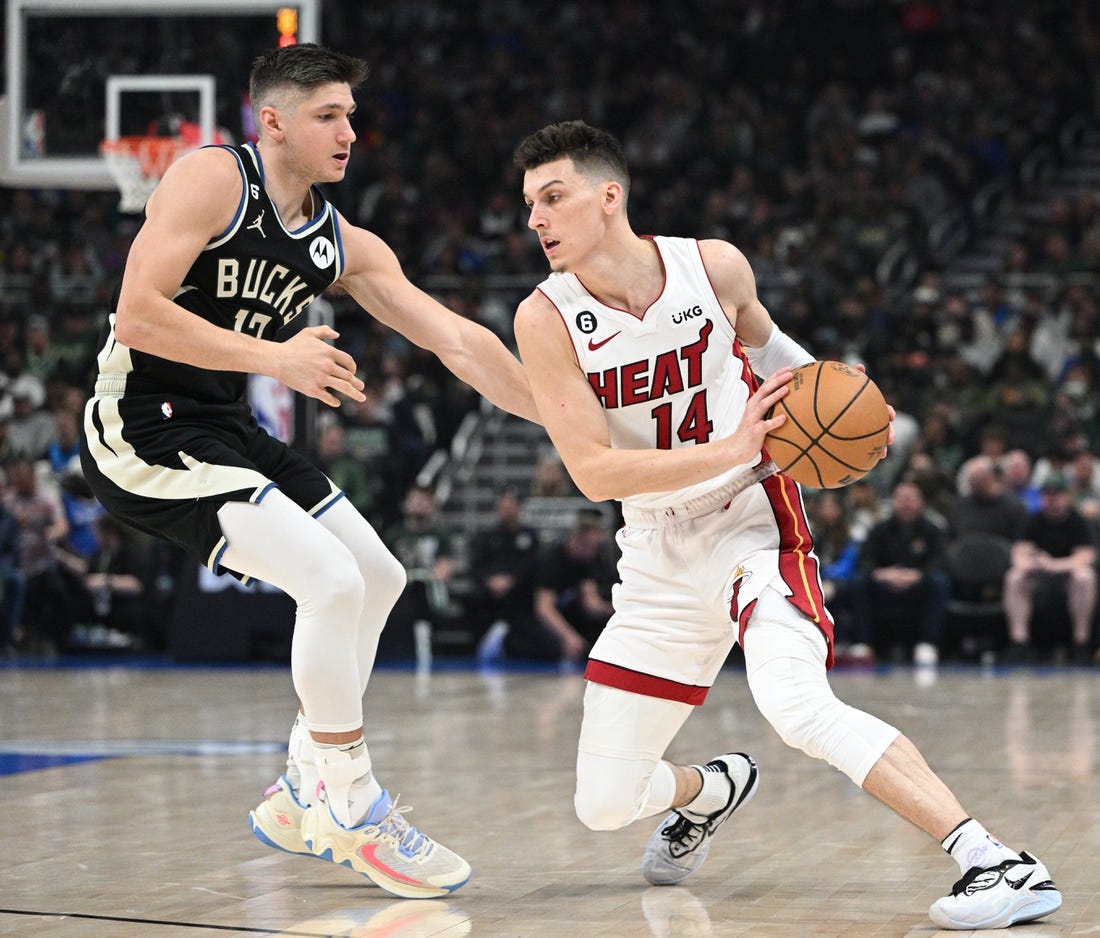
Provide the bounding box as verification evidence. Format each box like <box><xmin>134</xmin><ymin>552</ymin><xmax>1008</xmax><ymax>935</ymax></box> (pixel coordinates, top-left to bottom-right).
<box><xmin>537</xmin><ymin>235</ymin><xmax>763</xmax><ymax>513</ymax></box>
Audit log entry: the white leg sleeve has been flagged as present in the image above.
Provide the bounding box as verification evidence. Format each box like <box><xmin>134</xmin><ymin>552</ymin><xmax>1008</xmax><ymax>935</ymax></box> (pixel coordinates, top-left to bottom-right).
<box><xmin>743</xmin><ymin>587</ymin><xmax>899</xmax><ymax>786</ymax></box>
<box><xmin>314</xmin><ymin>497</ymin><xmax>407</xmax><ymax>696</ymax></box>
<box><xmin>575</xmin><ymin>682</ymin><xmax>693</xmax><ymax>831</ymax></box>
<box><xmin>218</xmin><ymin>490</ymin><xmax>368</xmax><ymax>734</ymax></box>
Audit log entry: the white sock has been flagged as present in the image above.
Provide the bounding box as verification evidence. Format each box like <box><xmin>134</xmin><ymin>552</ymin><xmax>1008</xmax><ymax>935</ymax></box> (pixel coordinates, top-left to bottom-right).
<box><xmin>681</xmin><ymin>762</ymin><xmax>732</xmax><ymax>820</ymax></box>
<box><xmin>942</xmin><ymin>818</ymin><xmax>1021</xmax><ymax>874</ymax></box>
<box><xmin>285</xmin><ymin>712</ymin><xmax>319</xmax><ymax>806</ymax></box>
<box><xmin>314</xmin><ymin>736</ymin><xmax>384</xmax><ymax>827</ymax></box>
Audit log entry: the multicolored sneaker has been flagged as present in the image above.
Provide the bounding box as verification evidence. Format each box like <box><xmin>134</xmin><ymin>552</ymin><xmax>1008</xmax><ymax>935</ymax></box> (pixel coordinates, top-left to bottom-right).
<box><xmin>642</xmin><ymin>752</ymin><xmax>759</xmax><ymax>886</ymax></box>
<box><xmin>301</xmin><ymin>787</ymin><xmax>471</xmax><ymax>898</ymax></box>
<box><xmin>248</xmin><ymin>776</ymin><xmax>312</xmax><ymax>856</ymax></box>
<box><xmin>929</xmin><ymin>852</ymin><xmax>1062</xmax><ymax>929</ymax></box>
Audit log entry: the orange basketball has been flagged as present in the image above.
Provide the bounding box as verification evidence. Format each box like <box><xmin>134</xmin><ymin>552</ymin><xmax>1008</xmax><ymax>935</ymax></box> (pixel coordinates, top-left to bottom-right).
<box><xmin>764</xmin><ymin>361</ymin><xmax>890</xmax><ymax>489</ymax></box>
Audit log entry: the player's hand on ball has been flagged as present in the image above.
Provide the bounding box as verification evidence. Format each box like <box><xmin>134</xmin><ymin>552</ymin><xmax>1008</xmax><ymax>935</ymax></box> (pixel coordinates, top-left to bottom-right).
<box><xmin>728</xmin><ymin>368</ymin><xmax>792</xmax><ymax>465</ymax></box>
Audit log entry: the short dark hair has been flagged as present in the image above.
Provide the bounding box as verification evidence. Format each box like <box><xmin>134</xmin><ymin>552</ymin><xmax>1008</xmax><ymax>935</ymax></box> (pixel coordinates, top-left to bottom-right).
<box><xmin>513</xmin><ymin>120</ymin><xmax>630</xmax><ymax>195</ymax></box>
<box><xmin>249</xmin><ymin>43</ymin><xmax>369</xmax><ymax>110</ymax></box>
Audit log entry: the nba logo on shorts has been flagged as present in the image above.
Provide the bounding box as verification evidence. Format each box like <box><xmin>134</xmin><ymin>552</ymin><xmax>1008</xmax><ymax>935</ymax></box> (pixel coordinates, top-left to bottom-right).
<box><xmin>161</xmin><ymin>401</ymin><xmax>173</xmax><ymax>419</ymax></box>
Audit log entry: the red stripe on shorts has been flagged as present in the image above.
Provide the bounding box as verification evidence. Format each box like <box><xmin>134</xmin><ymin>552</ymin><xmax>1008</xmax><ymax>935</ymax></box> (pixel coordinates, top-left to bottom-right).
<box><xmin>584</xmin><ymin>659</ymin><xmax>711</xmax><ymax>705</ymax></box>
<box><xmin>760</xmin><ymin>472</ymin><xmax>835</xmax><ymax>668</ymax></box>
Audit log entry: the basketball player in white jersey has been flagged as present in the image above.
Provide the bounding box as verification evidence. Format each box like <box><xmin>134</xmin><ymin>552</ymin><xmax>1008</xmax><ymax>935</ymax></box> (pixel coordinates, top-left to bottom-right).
<box><xmin>511</xmin><ymin>120</ymin><xmax>1060</xmax><ymax>930</ymax></box>
<box><xmin>80</xmin><ymin>45</ymin><xmax>540</xmax><ymax>899</ymax></box>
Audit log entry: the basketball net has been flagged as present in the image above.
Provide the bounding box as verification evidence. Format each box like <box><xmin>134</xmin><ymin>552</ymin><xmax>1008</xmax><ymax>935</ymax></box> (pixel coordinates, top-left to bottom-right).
<box><xmin>100</xmin><ymin>136</ymin><xmax>192</xmax><ymax>213</ymax></box>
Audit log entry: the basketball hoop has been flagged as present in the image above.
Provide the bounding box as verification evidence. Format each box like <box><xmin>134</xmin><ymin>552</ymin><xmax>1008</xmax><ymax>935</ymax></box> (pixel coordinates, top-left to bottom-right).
<box><xmin>100</xmin><ymin>135</ymin><xmax>192</xmax><ymax>213</ymax></box>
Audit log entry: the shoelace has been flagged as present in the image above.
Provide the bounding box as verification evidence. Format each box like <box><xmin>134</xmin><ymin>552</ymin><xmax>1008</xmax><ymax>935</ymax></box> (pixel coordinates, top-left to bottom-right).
<box><xmin>376</xmin><ymin>795</ymin><xmax>432</xmax><ymax>857</ymax></box>
<box><xmin>662</xmin><ymin>813</ymin><xmax>707</xmax><ymax>851</ymax></box>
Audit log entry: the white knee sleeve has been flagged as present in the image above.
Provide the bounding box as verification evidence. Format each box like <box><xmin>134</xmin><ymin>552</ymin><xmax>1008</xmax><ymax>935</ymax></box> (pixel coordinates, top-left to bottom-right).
<box><xmin>219</xmin><ymin>491</ymin><xmax>367</xmax><ymax>733</ymax></box>
<box><xmin>747</xmin><ymin>656</ymin><xmax>897</xmax><ymax>785</ymax></box>
<box><xmin>743</xmin><ymin>588</ymin><xmax>898</xmax><ymax>786</ymax></box>
<box><xmin>315</xmin><ymin>498</ymin><xmax>407</xmax><ymax>695</ymax></box>
<box><xmin>574</xmin><ymin>683</ymin><xmax>691</xmax><ymax>830</ymax></box>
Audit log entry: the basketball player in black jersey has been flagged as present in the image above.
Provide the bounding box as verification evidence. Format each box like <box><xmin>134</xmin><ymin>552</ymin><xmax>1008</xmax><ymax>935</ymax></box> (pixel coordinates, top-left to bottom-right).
<box><xmin>79</xmin><ymin>44</ymin><xmax>539</xmax><ymax>899</ymax></box>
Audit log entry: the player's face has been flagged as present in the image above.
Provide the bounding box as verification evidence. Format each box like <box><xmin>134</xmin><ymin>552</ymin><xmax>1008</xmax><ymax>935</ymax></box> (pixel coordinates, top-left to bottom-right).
<box><xmin>283</xmin><ymin>82</ymin><xmax>357</xmax><ymax>183</ymax></box>
<box><xmin>523</xmin><ymin>158</ymin><xmax>609</xmax><ymax>272</ymax></box>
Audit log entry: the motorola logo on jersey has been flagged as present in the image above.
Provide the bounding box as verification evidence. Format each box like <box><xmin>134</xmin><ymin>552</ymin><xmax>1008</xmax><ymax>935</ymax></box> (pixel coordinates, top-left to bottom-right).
<box><xmin>309</xmin><ymin>236</ymin><xmax>336</xmax><ymax>269</ymax></box>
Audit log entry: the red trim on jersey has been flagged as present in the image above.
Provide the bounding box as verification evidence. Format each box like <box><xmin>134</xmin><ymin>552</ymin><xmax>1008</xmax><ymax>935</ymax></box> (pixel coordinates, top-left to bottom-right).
<box><xmin>759</xmin><ymin>472</ymin><xmax>836</xmax><ymax>668</ymax></box>
<box><xmin>732</xmin><ymin>336</ymin><xmax>774</xmax><ymax>465</ymax></box>
<box><xmin>585</xmin><ymin>659</ymin><xmax>711</xmax><ymax>705</ymax></box>
<box><xmin>536</xmin><ymin>286</ymin><xmax>582</xmax><ymax>368</ymax></box>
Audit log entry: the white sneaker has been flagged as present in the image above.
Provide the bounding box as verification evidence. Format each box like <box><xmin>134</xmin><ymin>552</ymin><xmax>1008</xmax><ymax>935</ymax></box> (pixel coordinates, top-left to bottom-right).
<box><xmin>248</xmin><ymin>776</ymin><xmax>313</xmax><ymax>856</ymax></box>
<box><xmin>642</xmin><ymin>753</ymin><xmax>759</xmax><ymax>886</ymax></box>
<box><xmin>929</xmin><ymin>852</ymin><xmax>1062</xmax><ymax>929</ymax></box>
<box><xmin>913</xmin><ymin>642</ymin><xmax>939</xmax><ymax>666</ymax></box>
<box><xmin>301</xmin><ymin>786</ymin><xmax>471</xmax><ymax>898</ymax></box>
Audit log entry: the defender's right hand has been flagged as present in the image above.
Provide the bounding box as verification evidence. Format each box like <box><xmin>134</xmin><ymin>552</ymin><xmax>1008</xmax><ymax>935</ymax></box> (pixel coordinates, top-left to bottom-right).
<box><xmin>276</xmin><ymin>325</ymin><xmax>366</xmax><ymax>407</ymax></box>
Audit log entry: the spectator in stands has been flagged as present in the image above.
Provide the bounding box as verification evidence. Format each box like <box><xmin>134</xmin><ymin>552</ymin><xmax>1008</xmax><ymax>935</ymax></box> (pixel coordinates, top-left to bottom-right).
<box><xmin>49</xmin><ymin>243</ymin><xmax>102</xmax><ymax>308</ymax></box>
<box><xmin>505</xmin><ymin>509</ymin><xmax>616</xmax><ymax>664</ymax></box>
<box><xmin>985</xmin><ymin>330</ymin><xmax>1051</xmax><ymax>441</ymax></box>
<box><xmin>49</xmin><ymin>306</ymin><xmax>100</xmax><ymax>388</ymax></box>
<box><xmin>341</xmin><ymin>378</ymin><xmax>402</xmax><ymax>526</ymax></box>
<box><xmin>916</xmin><ymin>410</ymin><xmax>965</xmax><ymax>482</ymax></box>
<box><xmin>46</xmin><ymin>408</ymin><xmax>103</xmax><ymax>561</ymax></box>
<box><xmin>1000</xmin><ymin>448</ymin><xmax>1042</xmax><ymax>513</ymax></box>
<box><xmin>898</xmin><ymin>452</ymin><xmax>953</xmax><ymax>530</ymax></box>
<box><xmin>1032</xmin><ymin>431</ymin><xmax>1090</xmax><ymax>490</ymax></box>
<box><xmin>806</xmin><ymin>490</ymin><xmax>860</xmax><ymax>657</ymax></box>
<box><xmin>76</xmin><ymin>515</ymin><xmax>151</xmax><ymax>650</ymax></box>
<box><xmin>378</xmin><ymin>483</ymin><xmax>458</xmax><ymax>661</ymax></box>
<box><xmin>23</xmin><ymin>314</ymin><xmax>59</xmax><ymax>383</ymax></box>
<box><xmin>0</xmin><ymin>398</ymin><xmax>14</xmax><ymax>465</ymax></box>
<box><xmin>1003</xmin><ymin>474</ymin><xmax>1098</xmax><ymax>664</ymax></box>
<box><xmin>314</xmin><ymin>416</ymin><xmax>378</xmax><ymax>522</ymax></box>
<box><xmin>846</xmin><ymin>477</ymin><xmax>888</xmax><ymax>543</ymax></box>
<box><xmin>850</xmin><ymin>480</ymin><xmax>949</xmax><ymax>666</ymax></box>
<box><xmin>950</xmin><ymin>456</ymin><xmax>1028</xmax><ymax>542</ymax></box>
<box><xmin>0</xmin><ymin>471</ymin><xmax>24</xmax><ymax>656</ymax></box>
<box><xmin>467</xmin><ymin>486</ymin><xmax>541</xmax><ymax>658</ymax></box>
<box><xmin>1065</xmin><ymin>448</ymin><xmax>1100</xmax><ymax>520</ymax></box>
<box><xmin>6</xmin><ymin>372</ymin><xmax>55</xmax><ymax>461</ymax></box>
<box><xmin>2</xmin><ymin>455</ymin><xmax>74</xmax><ymax>655</ymax></box>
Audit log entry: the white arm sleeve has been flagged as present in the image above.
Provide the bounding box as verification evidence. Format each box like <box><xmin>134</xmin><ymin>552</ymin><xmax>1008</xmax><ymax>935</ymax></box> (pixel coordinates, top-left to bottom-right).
<box><xmin>743</xmin><ymin>322</ymin><xmax>814</xmax><ymax>377</ymax></box>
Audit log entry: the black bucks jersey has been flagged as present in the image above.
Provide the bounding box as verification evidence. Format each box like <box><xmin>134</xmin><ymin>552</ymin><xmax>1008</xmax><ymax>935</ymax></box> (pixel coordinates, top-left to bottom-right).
<box><xmin>80</xmin><ymin>143</ymin><xmax>347</xmax><ymax>578</ymax></box>
<box><xmin>93</xmin><ymin>142</ymin><xmax>344</xmax><ymax>405</ymax></box>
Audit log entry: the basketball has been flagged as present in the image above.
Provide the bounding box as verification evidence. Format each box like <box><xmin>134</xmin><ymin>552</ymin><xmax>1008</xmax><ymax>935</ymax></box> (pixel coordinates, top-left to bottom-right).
<box><xmin>764</xmin><ymin>361</ymin><xmax>890</xmax><ymax>489</ymax></box>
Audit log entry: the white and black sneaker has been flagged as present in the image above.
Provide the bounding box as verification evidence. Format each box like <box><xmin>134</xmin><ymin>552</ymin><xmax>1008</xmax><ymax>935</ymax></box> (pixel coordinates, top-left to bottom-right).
<box><xmin>642</xmin><ymin>752</ymin><xmax>759</xmax><ymax>886</ymax></box>
<box><xmin>929</xmin><ymin>852</ymin><xmax>1062</xmax><ymax>929</ymax></box>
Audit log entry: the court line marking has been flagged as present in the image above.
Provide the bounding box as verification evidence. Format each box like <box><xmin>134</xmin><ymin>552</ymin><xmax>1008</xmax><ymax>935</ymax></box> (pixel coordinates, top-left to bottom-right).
<box><xmin>0</xmin><ymin>908</ymin><xmax>333</xmax><ymax>937</ymax></box>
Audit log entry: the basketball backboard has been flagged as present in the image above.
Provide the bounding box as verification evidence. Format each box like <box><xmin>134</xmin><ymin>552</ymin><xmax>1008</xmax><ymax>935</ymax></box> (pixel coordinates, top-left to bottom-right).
<box><xmin>2</xmin><ymin>0</ymin><xmax>320</xmax><ymax>189</ymax></box>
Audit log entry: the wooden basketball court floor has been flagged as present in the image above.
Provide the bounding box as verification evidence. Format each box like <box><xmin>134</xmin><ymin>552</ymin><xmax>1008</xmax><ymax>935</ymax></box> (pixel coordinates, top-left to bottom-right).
<box><xmin>1</xmin><ymin>660</ymin><xmax>1098</xmax><ymax>937</ymax></box>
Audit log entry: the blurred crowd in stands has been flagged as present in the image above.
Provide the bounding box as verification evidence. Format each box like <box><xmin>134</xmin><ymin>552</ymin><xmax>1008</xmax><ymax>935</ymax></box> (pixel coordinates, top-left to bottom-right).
<box><xmin>0</xmin><ymin>0</ymin><xmax>1098</xmax><ymax>663</ymax></box>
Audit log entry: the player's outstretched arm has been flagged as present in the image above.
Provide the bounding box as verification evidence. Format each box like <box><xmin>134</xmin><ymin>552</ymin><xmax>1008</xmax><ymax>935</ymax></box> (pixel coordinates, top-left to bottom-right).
<box><xmin>113</xmin><ymin>148</ymin><xmax>364</xmax><ymax>407</ymax></box>
<box><xmin>514</xmin><ymin>290</ymin><xmax>791</xmax><ymax>503</ymax></box>
<box><xmin>335</xmin><ymin>217</ymin><xmax>540</xmax><ymax>423</ymax></box>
